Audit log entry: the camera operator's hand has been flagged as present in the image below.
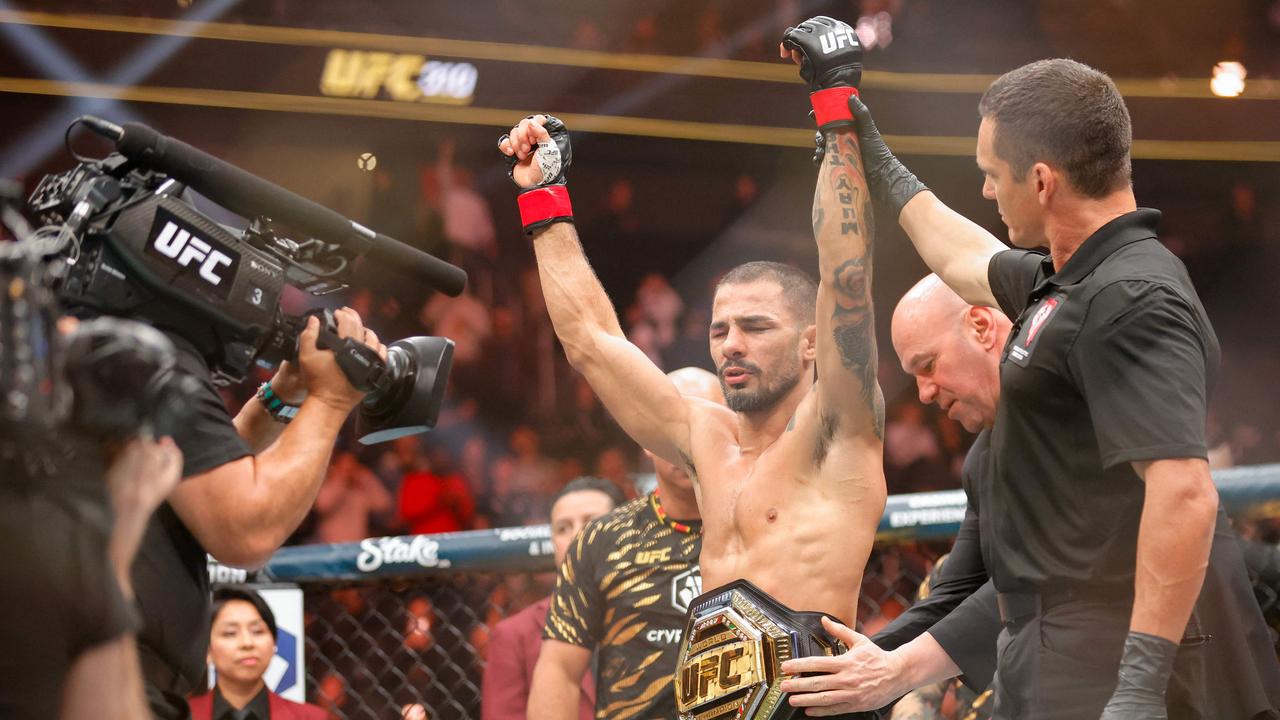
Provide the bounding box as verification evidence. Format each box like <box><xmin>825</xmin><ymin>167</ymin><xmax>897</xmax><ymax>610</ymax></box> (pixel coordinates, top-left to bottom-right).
<box><xmin>104</xmin><ymin>436</ymin><xmax>183</xmax><ymax>597</ymax></box>
<box><xmin>298</xmin><ymin>306</ymin><xmax>387</xmax><ymax>412</ymax></box>
<box><xmin>268</xmin><ymin>360</ymin><xmax>307</xmax><ymax>405</ymax></box>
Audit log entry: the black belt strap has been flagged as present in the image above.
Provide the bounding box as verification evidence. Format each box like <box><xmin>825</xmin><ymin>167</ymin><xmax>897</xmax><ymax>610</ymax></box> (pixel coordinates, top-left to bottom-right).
<box><xmin>996</xmin><ymin>584</ymin><xmax>1133</xmax><ymax>627</ymax></box>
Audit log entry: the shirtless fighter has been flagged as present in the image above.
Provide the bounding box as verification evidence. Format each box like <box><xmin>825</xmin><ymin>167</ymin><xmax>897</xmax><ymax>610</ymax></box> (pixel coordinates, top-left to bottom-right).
<box><xmin>498</xmin><ymin>15</ymin><xmax>884</xmax><ymax>719</ymax></box>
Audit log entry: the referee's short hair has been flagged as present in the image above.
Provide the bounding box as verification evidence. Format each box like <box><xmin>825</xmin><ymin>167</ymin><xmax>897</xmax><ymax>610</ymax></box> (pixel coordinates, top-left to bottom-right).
<box><xmin>551</xmin><ymin>476</ymin><xmax>627</xmax><ymax>517</ymax></box>
<box><xmin>979</xmin><ymin>58</ymin><xmax>1132</xmax><ymax>198</ymax></box>
<box><xmin>211</xmin><ymin>586</ymin><xmax>278</xmax><ymax>640</ymax></box>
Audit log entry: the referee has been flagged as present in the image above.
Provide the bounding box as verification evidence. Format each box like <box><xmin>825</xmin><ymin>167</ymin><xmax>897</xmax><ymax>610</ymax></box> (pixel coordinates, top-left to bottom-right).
<box><xmin>847</xmin><ymin>59</ymin><xmax>1227</xmax><ymax>718</ymax></box>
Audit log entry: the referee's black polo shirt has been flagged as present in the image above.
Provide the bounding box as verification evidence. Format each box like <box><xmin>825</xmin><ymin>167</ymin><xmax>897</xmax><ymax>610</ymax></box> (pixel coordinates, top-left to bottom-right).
<box><xmin>984</xmin><ymin>208</ymin><xmax>1220</xmax><ymax>594</ymax></box>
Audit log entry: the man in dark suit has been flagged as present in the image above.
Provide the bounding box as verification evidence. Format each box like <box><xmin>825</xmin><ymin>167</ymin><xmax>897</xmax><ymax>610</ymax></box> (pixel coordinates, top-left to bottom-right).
<box><xmin>782</xmin><ymin>275</ymin><xmax>1280</xmax><ymax>719</ymax></box>
<box><xmin>482</xmin><ymin>476</ymin><xmax>622</xmax><ymax>720</ymax></box>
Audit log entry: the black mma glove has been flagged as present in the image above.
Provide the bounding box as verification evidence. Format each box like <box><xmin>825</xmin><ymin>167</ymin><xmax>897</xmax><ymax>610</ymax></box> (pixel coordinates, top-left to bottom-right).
<box><xmin>499</xmin><ymin>114</ymin><xmax>574</xmax><ymax>235</ymax></box>
<box><xmin>781</xmin><ymin>16</ymin><xmax>862</xmax><ymax>132</ymax></box>
<box><xmin>1098</xmin><ymin>631</ymin><xmax>1177</xmax><ymax>720</ymax></box>
<box><xmin>849</xmin><ymin>95</ymin><xmax>928</xmax><ymax>219</ymax></box>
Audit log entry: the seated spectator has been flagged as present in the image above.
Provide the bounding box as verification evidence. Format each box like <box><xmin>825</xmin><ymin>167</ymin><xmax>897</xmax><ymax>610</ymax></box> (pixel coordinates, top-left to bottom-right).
<box><xmin>481</xmin><ymin>477</ymin><xmax>626</xmax><ymax>720</ymax></box>
<box><xmin>374</xmin><ymin>436</ymin><xmax>429</xmax><ymax>502</ymax></box>
<box><xmin>189</xmin><ymin>587</ymin><xmax>326</xmax><ymax>720</ymax></box>
<box><xmin>402</xmin><ymin>596</ymin><xmax>435</xmax><ymax>653</ymax></box>
<box><xmin>398</xmin><ymin>444</ymin><xmax>476</xmax><ymax>535</ymax></box>
<box><xmin>313</xmin><ymin>451</ymin><xmax>392</xmax><ymax>543</ymax></box>
<box><xmin>420</xmin><ymin>288</ymin><xmax>491</xmax><ymax>368</ymax></box>
<box><xmin>593</xmin><ymin>445</ymin><xmax>639</xmax><ymax>501</ymax></box>
<box><xmin>491</xmin><ymin>426</ymin><xmax>560</xmax><ymax>525</ymax></box>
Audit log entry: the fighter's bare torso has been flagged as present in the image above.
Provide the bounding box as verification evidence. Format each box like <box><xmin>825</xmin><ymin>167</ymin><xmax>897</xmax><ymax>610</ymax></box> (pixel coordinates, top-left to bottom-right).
<box><xmin>685</xmin><ymin>392</ymin><xmax>885</xmax><ymax>626</ymax></box>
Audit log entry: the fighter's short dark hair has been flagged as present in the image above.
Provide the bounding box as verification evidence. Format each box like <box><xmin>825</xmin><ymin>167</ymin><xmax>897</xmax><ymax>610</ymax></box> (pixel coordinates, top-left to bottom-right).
<box><xmin>211</xmin><ymin>586</ymin><xmax>277</xmax><ymax>640</ymax></box>
<box><xmin>715</xmin><ymin>261</ymin><xmax>817</xmax><ymax>327</ymax></box>
<box><xmin>979</xmin><ymin>58</ymin><xmax>1132</xmax><ymax>198</ymax></box>
<box><xmin>551</xmin><ymin>476</ymin><xmax>627</xmax><ymax>517</ymax></box>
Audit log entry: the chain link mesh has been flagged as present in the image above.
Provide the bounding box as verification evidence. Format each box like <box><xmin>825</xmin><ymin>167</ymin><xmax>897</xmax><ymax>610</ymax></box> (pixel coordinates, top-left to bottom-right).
<box><xmin>296</xmin><ymin>533</ymin><xmax>1280</xmax><ymax>720</ymax></box>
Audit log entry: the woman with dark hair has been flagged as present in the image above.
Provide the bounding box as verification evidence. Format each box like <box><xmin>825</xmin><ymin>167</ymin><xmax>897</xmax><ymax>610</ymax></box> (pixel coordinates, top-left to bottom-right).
<box><xmin>188</xmin><ymin>587</ymin><xmax>326</xmax><ymax>720</ymax></box>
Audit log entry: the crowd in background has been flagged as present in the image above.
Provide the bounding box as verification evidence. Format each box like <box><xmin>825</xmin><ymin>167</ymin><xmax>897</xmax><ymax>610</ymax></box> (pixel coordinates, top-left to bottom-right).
<box><xmin>197</xmin><ymin>132</ymin><xmax>1280</xmax><ymax>717</ymax></box>
<box><xmin>161</xmin><ymin>4</ymin><xmax>1280</xmax><ymax>716</ymax></box>
<box><xmin>6</xmin><ymin>2</ymin><xmax>1279</xmax><ymax>718</ymax></box>
<box><xmin>230</xmin><ymin>137</ymin><xmax>1280</xmax><ymax>552</ymax></box>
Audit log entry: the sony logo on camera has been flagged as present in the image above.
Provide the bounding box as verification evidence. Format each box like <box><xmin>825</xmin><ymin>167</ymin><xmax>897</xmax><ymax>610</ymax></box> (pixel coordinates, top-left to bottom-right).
<box><xmin>146</xmin><ymin>207</ymin><xmax>240</xmax><ymax>297</ymax></box>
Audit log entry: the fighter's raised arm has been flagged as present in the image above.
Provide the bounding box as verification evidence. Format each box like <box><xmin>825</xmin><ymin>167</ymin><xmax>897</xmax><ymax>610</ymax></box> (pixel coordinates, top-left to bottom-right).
<box><xmin>847</xmin><ymin>97</ymin><xmax>1007</xmax><ymax>308</ymax></box>
<box><xmin>781</xmin><ymin>17</ymin><xmax>885</xmax><ymax>441</ymax></box>
<box><xmin>498</xmin><ymin>115</ymin><xmax>695</xmax><ymax>469</ymax></box>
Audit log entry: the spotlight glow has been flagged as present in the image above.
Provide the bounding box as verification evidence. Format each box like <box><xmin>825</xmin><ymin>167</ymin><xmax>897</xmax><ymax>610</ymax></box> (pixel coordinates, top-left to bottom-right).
<box><xmin>1211</xmin><ymin>61</ymin><xmax>1247</xmax><ymax>98</ymax></box>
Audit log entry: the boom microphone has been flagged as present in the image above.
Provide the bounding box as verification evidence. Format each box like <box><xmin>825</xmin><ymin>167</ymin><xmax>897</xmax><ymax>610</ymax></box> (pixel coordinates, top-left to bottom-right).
<box><xmin>75</xmin><ymin>116</ymin><xmax>467</xmax><ymax>296</ymax></box>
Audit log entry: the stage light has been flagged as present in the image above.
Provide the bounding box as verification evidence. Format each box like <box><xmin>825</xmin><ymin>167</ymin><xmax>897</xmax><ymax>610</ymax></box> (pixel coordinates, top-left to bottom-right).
<box><xmin>855</xmin><ymin>11</ymin><xmax>894</xmax><ymax>51</ymax></box>
<box><xmin>1211</xmin><ymin>61</ymin><xmax>1247</xmax><ymax>98</ymax></box>
<box><xmin>358</xmin><ymin>152</ymin><xmax>378</xmax><ymax>172</ymax></box>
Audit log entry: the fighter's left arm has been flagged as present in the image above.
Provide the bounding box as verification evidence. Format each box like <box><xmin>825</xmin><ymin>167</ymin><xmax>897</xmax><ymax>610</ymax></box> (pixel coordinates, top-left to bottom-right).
<box><xmin>781</xmin><ymin>16</ymin><xmax>885</xmax><ymax>445</ymax></box>
<box><xmin>811</xmin><ymin>124</ymin><xmax>885</xmax><ymax>443</ymax></box>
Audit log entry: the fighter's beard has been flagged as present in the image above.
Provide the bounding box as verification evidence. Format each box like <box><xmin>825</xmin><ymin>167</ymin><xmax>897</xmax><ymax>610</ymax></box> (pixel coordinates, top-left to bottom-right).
<box><xmin>721</xmin><ymin>364</ymin><xmax>803</xmax><ymax>414</ymax></box>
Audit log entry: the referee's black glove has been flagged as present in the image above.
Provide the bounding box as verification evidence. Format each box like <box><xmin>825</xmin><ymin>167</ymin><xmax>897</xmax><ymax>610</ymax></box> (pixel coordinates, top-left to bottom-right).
<box><xmin>1098</xmin><ymin>631</ymin><xmax>1177</xmax><ymax>719</ymax></box>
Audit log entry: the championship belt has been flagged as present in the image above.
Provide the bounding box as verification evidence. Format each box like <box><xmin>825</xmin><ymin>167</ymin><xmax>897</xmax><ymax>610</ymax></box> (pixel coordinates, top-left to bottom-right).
<box><xmin>674</xmin><ymin>579</ymin><xmax>847</xmax><ymax>720</ymax></box>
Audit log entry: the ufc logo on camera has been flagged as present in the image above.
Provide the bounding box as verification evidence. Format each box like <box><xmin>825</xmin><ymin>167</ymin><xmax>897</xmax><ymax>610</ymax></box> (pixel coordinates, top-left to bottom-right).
<box><xmin>147</xmin><ymin>207</ymin><xmax>240</xmax><ymax>299</ymax></box>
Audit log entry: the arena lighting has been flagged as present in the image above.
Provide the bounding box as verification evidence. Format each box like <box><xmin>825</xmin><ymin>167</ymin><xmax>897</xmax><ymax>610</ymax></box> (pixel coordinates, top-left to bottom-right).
<box><xmin>1211</xmin><ymin>61</ymin><xmax>1247</xmax><ymax>98</ymax></box>
<box><xmin>855</xmin><ymin>11</ymin><xmax>894</xmax><ymax>50</ymax></box>
<box><xmin>0</xmin><ymin>0</ymin><xmax>240</xmax><ymax>179</ymax></box>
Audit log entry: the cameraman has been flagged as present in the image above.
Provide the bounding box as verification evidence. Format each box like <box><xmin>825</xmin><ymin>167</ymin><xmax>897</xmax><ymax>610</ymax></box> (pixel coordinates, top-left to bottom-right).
<box><xmin>133</xmin><ymin>306</ymin><xmax>386</xmax><ymax>718</ymax></box>
<box><xmin>0</xmin><ymin>435</ymin><xmax>183</xmax><ymax>720</ymax></box>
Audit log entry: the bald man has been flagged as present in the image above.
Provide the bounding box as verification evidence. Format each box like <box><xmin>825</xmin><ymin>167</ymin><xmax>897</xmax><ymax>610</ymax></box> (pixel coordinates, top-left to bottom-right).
<box><xmin>530</xmin><ymin>368</ymin><xmax>724</xmax><ymax>720</ymax></box>
<box><xmin>782</xmin><ymin>276</ymin><xmax>1280</xmax><ymax>719</ymax></box>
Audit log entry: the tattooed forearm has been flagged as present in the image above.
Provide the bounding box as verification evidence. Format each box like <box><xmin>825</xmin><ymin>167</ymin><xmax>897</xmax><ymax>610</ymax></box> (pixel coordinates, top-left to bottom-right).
<box><xmin>831</xmin><ymin>258</ymin><xmax>883</xmax><ymax>438</ymax></box>
<box><xmin>814</xmin><ymin>129</ymin><xmax>885</xmax><ymax>438</ymax></box>
<box><xmin>825</xmin><ymin>130</ymin><xmax>861</xmax><ymax>172</ymax></box>
<box><xmin>863</xmin><ymin>197</ymin><xmax>876</xmax><ymax>256</ymax></box>
<box><xmin>837</xmin><ymin>177</ymin><xmax>861</xmax><ymax>235</ymax></box>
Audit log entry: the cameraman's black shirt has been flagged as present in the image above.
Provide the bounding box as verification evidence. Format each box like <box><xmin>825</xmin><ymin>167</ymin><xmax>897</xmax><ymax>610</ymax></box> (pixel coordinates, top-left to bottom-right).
<box><xmin>132</xmin><ymin>333</ymin><xmax>251</xmax><ymax>694</ymax></box>
<box><xmin>0</xmin><ymin>436</ymin><xmax>136</xmax><ymax>720</ymax></box>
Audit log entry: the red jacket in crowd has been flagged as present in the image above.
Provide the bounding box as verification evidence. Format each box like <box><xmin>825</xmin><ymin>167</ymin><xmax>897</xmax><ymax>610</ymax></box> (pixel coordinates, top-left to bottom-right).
<box><xmin>398</xmin><ymin>470</ymin><xmax>476</xmax><ymax>535</ymax></box>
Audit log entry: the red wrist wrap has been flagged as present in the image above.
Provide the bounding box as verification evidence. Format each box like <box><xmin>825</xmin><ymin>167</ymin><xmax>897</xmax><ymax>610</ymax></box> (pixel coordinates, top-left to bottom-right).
<box><xmin>517</xmin><ymin>185</ymin><xmax>574</xmax><ymax>233</ymax></box>
<box><xmin>810</xmin><ymin>87</ymin><xmax>859</xmax><ymax>128</ymax></box>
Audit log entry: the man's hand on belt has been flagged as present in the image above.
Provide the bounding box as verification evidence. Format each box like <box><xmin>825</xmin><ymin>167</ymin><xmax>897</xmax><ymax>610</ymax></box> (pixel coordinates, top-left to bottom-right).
<box><xmin>1098</xmin><ymin>631</ymin><xmax>1177</xmax><ymax>720</ymax></box>
<box><xmin>779</xmin><ymin>616</ymin><xmax>909</xmax><ymax>716</ymax></box>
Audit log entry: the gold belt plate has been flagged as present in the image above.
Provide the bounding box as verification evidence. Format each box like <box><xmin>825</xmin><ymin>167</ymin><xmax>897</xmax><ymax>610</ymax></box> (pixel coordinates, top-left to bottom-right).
<box><xmin>674</xmin><ymin>590</ymin><xmax>797</xmax><ymax>720</ymax></box>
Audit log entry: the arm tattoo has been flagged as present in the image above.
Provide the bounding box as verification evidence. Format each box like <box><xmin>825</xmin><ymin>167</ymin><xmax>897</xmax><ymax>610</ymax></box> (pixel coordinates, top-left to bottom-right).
<box><xmin>831</xmin><ymin>258</ymin><xmax>884</xmax><ymax>439</ymax></box>
<box><xmin>819</xmin><ymin>132</ymin><xmax>886</xmax><ymax>439</ymax></box>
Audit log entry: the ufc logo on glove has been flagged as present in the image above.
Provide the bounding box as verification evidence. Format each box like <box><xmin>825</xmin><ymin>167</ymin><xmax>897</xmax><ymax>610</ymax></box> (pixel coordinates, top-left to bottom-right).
<box><xmin>819</xmin><ymin>29</ymin><xmax>858</xmax><ymax>54</ymax></box>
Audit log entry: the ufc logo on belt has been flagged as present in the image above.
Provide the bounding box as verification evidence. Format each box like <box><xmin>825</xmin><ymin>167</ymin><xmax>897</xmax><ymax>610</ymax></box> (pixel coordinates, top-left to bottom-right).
<box><xmin>153</xmin><ymin>221</ymin><xmax>234</xmax><ymax>286</ymax></box>
<box><xmin>820</xmin><ymin>29</ymin><xmax>858</xmax><ymax>54</ymax></box>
